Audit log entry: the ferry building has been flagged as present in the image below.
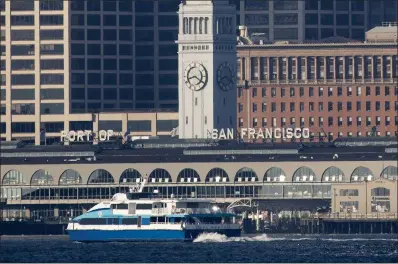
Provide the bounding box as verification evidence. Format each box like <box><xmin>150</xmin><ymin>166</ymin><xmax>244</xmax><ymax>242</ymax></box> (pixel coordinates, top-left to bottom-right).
<box><xmin>0</xmin><ymin>0</ymin><xmax>397</xmax><ymax>220</ymax></box>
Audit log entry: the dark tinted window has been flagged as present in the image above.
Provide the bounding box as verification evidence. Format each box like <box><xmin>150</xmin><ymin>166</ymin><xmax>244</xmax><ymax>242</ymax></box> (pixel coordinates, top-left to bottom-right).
<box><xmin>12</xmin><ymin>74</ymin><xmax>35</xmax><ymax>85</ymax></box>
<box><xmin>157</xmin><ymin>120</ymin><xmax>178</xmax><ymax>132</ymax></box>
<box><xmin>158</xmin><ymin>15</ymin><xmax>178</xmax><ymax>27</ymax></box>
<box><xmin>11</xmin><ymin>60</ymin><xmax>34</xmax><ymax>70</ymax></box>
<box><xmin>11</xmin><ymin>122</ymin><xmax>35</xmax><ymax>133</ymax></box>
<box><xmin>136</xmin><ymin>74</ymin><xmax>154</xmax><ymax>86</ymax></box>
<box><xmin>79</xmin><ymin>218</ymin><xmax>107</xmax><ymax>225</ymax></box>
<box><xmin>158</xmin><ymin>1</ymin><xmax>180</xmax><ymax>12</ymax></box>
<box><xmin>119</xmin><ymin>30</ymin><xmax>133</xmax><ymax>41</ymax></box>
<box><xmin>11</xmin><ymin>89</ymin><xmax>35</xmax><ymax>100</ymax></box>
<box><xmin>103</xmin><ymin>59</ymin><xmax>117</xmax><ymax>70</ymax></box>
<box><xmin>119</xmin><ymin>74</ymin><xmax>133</xmax><ymax>85</ymax></box>
<box><xmin>11</xmin><ymin>0</ymin><xmax>34</xmax><ymax>11</ymax></box>
<box><xmin>11</xmin><ymin>15</ymin><xmax>34</xmax><ymax>26</ymax></box>
<box><xmin>104</xmin><ymin>88</ymin><xmax>117</xmax><ymax>100</ymax></box>
<box><xmin>127</xmin><ymin>120</ymin><xmax>151</xmax><ymax>132</ymax></box>
<box><xmin>87</xmin><ymin>0</ymin><xmax>101</xmax><ymax>11</ymax></box>
<box><xmin>87</xmin><ymin>14</ymin><xmax>101</xmax><ymax>26</ymax></box>
<box><xmin>103</xmin><ymin>1</ymin><xmax>117</xmax><ymax>11</ymax></box>
<box><xmin>119</xmin><ymin>1</ymin><xmax>133</xmax><ymax>12</ymax></box>
<box><xmin>40</xmin><ymin>89</ymin><xmax>64</xmax><ymax>100</ymax></box>
<box><xmin>159</xmin><ymin>59</ymin><xmax>178</xmax><ymax>71</ymax></box>
<box><xmin>41</xmin><ymin>44</ymin><xmax>64</xmax><ymax>55</ymax></box>
<box><xmin>103</xmin><ymin>44</ymin><xmax>116</xmax><ymax>56</ymax></box>
<box><xmin>71</xmin><ymin>73</ymin><xmax>85</xmax><ymax>85</ymax></box>
<box><xmin>71</xmin><ymin>58</ymin><xmax>85</xmax><ymax>70</ymax></box>
<box><xmin>136</xmin><ymin>45</ymin><xmax>154</xmax><ymax>57</ymax></box>
<box><xmin>11</xmin><ymin>30</ymin><xmax>34</xmax><ymax>41</ymax></box>
<box><xmin>99</xmin><ymin>120</ymin><xmax>122</xmax><ymax>131</ymax></box>
<box><xmin>159</xmin><ymin>88</ymin><xmax>178</xmax><ymax>100</ymax></box>
<box><xmin>87</xmin><ymin>44</ymin><xmax>100</xmax><ymax>55</ymax></box>
<box><xmin>136</xmin><ymin>30</ymin><xmax>154</xmax><ymax>42</ymax></box>
<box><xmin>159</xmin><ymin>30</ymin><xmax>177</xmax><ymax>42</ymax></box>
<box><xmin>40</xmin><ymin>59</ymin><xmax>64</xmax><ymax>70</ymax></box>
<box><xmin>159</xmin><ymin>74</ymin><xmax>177</xmax><ymax>85</ymax></box>
<box><xmin>103</xmin><ymin>73</ymin><xmax>117</xmax><ymax>85</ymax></box>
<box><xmin>0</xmin><ymin>60</ymin><xmax>4</xmax><ymax>71</ymax></box>
<box><xmin>87</xmin><ymin>29</ymin><xmax>101</xmax><ymax>41</ymax></box>
<box><xmin>41</xmin><ymin>103</ymin><xmax>64</xmax><ymax>114</ymax></box>
<box><xmin>321</xmin><ymin>14</ymin><xmax>333</xmax><ymax>25</ymax></box>
<box><xmin>11</xmin><ymin>45</ymin><xmax>35</xmax><ymax>56</ymax></box>
<box><xmin>119</xmin><ymin>88</ymin><xmax>134</xmax><ymax>100</ymax></box>
<box><xmin>119</xmin><ymin>15</ymin><xmax>133</xmax><ymax>27</ymax></box>
<box><xmin>71</xmin><ymin>0</ymin><xmax>84</xmax><ymax>11</ymax></box>
<box><xmin>121</xmin><ymin>218</ymin><xmax>137</xmax><ymax>225</ymax></box>
<box><xmin>158</xmin><ymin>45</ymin><xmax>177</xmax><ymax>56</ymax></box>
<box><xmin>11</xmin><ymin>103</ymin><xmax>34</xmax><ymax>115</ymax></box>
<box><xmin>135</xmin><ymin>1</ymin><xmax>153</xmax><ymax>12</ymax></box>
<box><xmin>71</xmin><ymin>29</ymin><xmax>85</xmax><ymax>41</ymax></box>
<box><xmin>40</xmin><ymin>0</ymin><xmax>63</xmax><ymax>10</ymax></box>
<box><xmin>135</xmin><ymin>15</ymin><xmax>154</xmax><ymax>27</ymax></box>
<box><xmin>87</xmin><ymin>59</ymin><xmax>101</xmax><ymax>70</ymax></box>
<box><xmin>88</xmin><ymin>73</ymin><xmax>102</xmax><ymax>85</ymax></box>
<box><xmin>136</xmin><ymin>204</ymin><xmax>152</xmax><ymax>210</ymax></box>
<box><xmin>104</xmin><ymin>30</ymin><xmax>117</xmax><ymax>41</ymax></box>
<box><xmin>136</xmin><ymin>89</ymin><xmax>154</xmax><ymax>100</ymax></box>
<box><xmin>71</xmin><ymin>14</ymin><xmax>84</xmax><ymax>26</ymax></box>
<box><xmin>104</xmin><ymin>15</ymin><xmax>117</xmax><ymax>26</ymax></box>
<box><xmin>336</xmin><ymin>14</ymin><xmax>349</xmax><ymax>26</ymax></box>
<box><xmin>0</xmin><ymin>122</ymin><xmax>6</xmax><ymax>133</ymax></box>
<box><xmin>41</xmin><ymin>122</ymin><xmax>64</xmax><ymax>133</ymax></box>
<box><xmin>70</xmin><ymin>121</ymin><xmax>93</xmax><ymax>131</ymax></box>
<box><xmin>88</xmin><ymin>88</ymin><xmax>101</xmax><ymax>100</ymax></box>
<box><xmin>120</xmin><ymin>59</ymin><xmax>133</xmax><ymax>70</ymax></box>
<box><xmin>40</xmin><ymin>15</ymin><xmax>63</xmax><ymax>25</ymax></box>
<box><xmin>40</xmin><ymin>74</ymin><xmax>64</xmax><ymax>85</ymax></box>
<box><xmin>40</xmin><ymin>30</ymin><xmax>63</xmax><ymax>40</ymax></box>
<box><xmin>71</xmin><ymin>88</ymin><xmax>85</xmax><ymax>100</ymax></box>
<box><xmin>119</xmin><ymin>44</ymin><xmax>132</xmax><ymax>56</ymax></box>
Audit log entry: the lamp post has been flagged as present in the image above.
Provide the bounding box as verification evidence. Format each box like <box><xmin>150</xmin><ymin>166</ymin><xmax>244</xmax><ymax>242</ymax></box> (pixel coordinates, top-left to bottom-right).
<box><xmin>365</xmin><ymin>178</ymin><xmax>368</xmax><ymax>217</ymax></box>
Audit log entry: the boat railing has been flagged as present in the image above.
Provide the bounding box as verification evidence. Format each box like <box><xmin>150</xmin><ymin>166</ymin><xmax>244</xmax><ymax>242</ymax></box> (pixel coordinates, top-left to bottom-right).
<box><xmin>151</xmin><ymin>208</ymin><xmax>168</xmax><ymax>215</ymax></box>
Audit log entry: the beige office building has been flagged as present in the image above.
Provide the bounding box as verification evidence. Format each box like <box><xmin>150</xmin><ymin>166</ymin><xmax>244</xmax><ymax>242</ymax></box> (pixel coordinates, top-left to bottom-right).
<box><xmin>331</xmin><ymin>178</ymin><xmax>398</xmax><ymax>215</ymax></box>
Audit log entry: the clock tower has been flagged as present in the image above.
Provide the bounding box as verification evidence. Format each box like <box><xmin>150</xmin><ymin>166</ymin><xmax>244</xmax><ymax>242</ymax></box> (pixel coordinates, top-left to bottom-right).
<box><xmin>176</xmin><ymin>0</ymin><xmax>237</xmax><ymax>139</ymax></box>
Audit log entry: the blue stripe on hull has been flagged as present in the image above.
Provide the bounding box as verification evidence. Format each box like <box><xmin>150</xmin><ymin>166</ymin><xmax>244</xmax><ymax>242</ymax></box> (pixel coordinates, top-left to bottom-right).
<box><xmin>68</xmin><ymin>230</ymin><xmax>185</xmax><ymax>242</ymax></box>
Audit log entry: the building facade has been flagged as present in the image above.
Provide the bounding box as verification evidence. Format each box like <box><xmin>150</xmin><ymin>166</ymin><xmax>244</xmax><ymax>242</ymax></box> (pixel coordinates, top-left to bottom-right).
<box><xmin>236</xmin><ymin>27</ymin><xmax>398</xmax><ymax>141</ymax></box>
<box><xmin>177</xmin><ymin>0</ymin><xmax>237</xmax><ymax>138</ymax></box>
<box><xmin>331</xmin><ymin>178</ymin><xmax>398</xmax><ymax>215</ymax></box>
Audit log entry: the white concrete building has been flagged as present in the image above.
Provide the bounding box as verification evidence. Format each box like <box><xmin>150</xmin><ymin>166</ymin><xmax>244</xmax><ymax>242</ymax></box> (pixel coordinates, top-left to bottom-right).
<box><xmin>177</xmin><ymin>0</ymin><xmax>237</xmax><ymax>139</ymax></box>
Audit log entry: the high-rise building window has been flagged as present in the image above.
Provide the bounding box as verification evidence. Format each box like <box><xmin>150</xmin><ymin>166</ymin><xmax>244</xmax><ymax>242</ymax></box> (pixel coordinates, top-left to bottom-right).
<box><xmin>356</xmin><ymin>101</ymin><xmax>361</xmax><ymax>111</ymax></box>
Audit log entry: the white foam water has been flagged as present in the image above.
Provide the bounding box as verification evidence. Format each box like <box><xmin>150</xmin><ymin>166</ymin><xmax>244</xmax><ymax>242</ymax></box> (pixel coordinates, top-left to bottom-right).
<box><xmin>193</xmin><ymin>233</ymin><xmax>271</xmax><ymax>243</ymax></box>
<box><xmin>193</xmin><ymin>233</ymin><xmax>398</xmax><ymax>243</ymax></box>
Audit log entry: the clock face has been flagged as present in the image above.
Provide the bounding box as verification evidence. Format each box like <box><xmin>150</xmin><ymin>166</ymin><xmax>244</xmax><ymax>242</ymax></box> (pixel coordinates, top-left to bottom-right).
<box><xmin>217</xmin><ymin>62</ymin><xmax>234</xmax><ymax>91</ymax></box>
<box><xmin>184</xmin><ymin>62</ymin><xmax>208</xmax><ymax>91</ymax></box>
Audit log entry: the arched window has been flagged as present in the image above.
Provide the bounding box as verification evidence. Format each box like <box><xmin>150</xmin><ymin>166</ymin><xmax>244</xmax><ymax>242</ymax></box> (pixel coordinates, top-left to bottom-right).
<box><xmin>322</xmin><ymin>166</ymin><xmax>345</xmax><ymax>182</ymax></box>
<box><xmin>351</xmin><ymin>166</ymin><xmax>374</xmax><ymax>182</ymax></box>
<box><xmin>264</xmin><ymin>167</ymin><xmax>287</xmax><ymax>182</ymax></box>
<box><xmin>183</xmin><ymin>18</ymin><xmax>188</xmax><ymax>34</ymax></box>
<box><xmin>380</xmin><ymin>166</ymin><xmax>398</xmax><ymax>181</ymax></box>
<box><xmin>31</xmin><ymin>170</ymin><xmax>53</xmax><ymax>185</ymax></box>
<box><xmin>205</xmin><ymin>168</ymin><xmax>229</xmax><ymax>183</ymax></box>
<box><xmin>188</xmin><ymin>17</ymin><xmax>193</xmax><ymax>34</ymax></box>
<box><xmin>204</xmin><ymin>17</ymin><xmax>209</xmax><ymax>34</ymax></box>
<box><xmin>88</xmin><ymin>169</ymin><xmax>114</xmax><ymax>184</ymax></box>
<box><xmin>199</xmin><ymin>17</ymin><xmax>204</xmax><ymax>34</ymax></box>
<box><xmin>2</xmin><ymin>170</ymin><xmax>26</xmax><ymax>185</ymax></box>
<box><xmin>371</xmin><ymin>187</ymin><xmax>390</xmax><ymax>197</ymax></box>
<box><xmin>59</xmin><ymin>169</ymin><xmax>82</xmax><ymax>185</ymax></box>
<box><xmin>148</xmin><ymin>169</ymin><xmax>172</xmax><ymax>183</ymax></box>
<box><xmin>177</xmin><ymin>168</ymin><xmax>200</xmax><ymax>183</ymax></box>
<box><xmin>120</xmin><ymin>169</ymin><xmax>142</xmax><ymax>184</ymax></box>
<box><xmin>234</xmin><ymin>167</ymin><xmax>258</xmax><ymax>182</ymax></box>
<box><xmin>292</xmin><ymin>167</ymin><xmax>317</xmax><ymax>182</ymax></box>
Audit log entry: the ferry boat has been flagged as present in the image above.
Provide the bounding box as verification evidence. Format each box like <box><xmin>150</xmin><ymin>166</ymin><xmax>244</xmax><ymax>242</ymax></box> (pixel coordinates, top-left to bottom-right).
<box><xmin>66</xmin><ymin>178</ymin><xmax>241</xmax><ymax>242</ymax></box>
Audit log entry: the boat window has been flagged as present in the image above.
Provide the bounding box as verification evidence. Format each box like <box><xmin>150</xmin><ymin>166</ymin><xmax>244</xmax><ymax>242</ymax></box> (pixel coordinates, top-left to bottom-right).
<box><xmin>79</xmin><ymin>218</ymin><xmax>107</xmax><ymax>225</ymax></box>
<box><xmin>107</xmin><ymin>218</ymin><xmax>119</xmax><ymax>225</ymax></box>
<box><xmin>136</xmin><ymin>204</ymin><xmax>152</xmax><ymax>210</ymax></box>
<box><xmin>121</xmin><ymin>218</ymin><xmax>138</xmax><ymax>225</ymax></box>
<box><xmin>111</xmin><ymin>204</ymin><xmax>128</xmax><ymax>209</ymax></box>
<box><xmin>186</xmin><ymin>202</ymin><xmax>199</xmax><ymax>208</ymax></box>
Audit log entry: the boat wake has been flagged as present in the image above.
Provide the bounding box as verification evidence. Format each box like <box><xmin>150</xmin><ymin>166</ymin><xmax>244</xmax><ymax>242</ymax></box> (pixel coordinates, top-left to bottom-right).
<box><xmin>193</xmin><ymin>233</ymin><xmax>398</xmax><ymax>243</ymax></box>
<box><xmin>193</xmin><ymin>233</ymin><xmax>271</xmax><ymax>243</ymax></box>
